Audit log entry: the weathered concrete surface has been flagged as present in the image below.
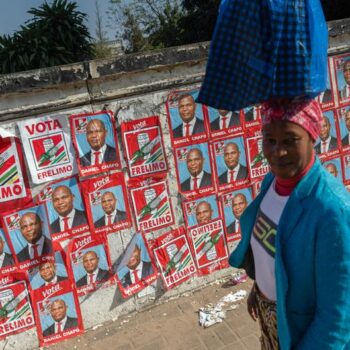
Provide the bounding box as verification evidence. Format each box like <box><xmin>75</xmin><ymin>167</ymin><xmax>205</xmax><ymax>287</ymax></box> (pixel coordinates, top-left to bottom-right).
<box><xmin>0</xmin><ymin>17</ymin><xmax>349</xmax><ymax>350</ymax></box>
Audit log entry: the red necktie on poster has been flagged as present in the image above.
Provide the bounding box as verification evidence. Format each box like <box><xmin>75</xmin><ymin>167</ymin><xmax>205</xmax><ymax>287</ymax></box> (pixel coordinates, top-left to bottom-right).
<box><xmin>193</xmin><ymin>177</ymin><xmax>198</xmax><ymax>190</ymax></box>
<box><xmin>32</xmin><ymin>244</ymin><xmax>39</xmax><ymax>259</ymax></box>
<box><xmin>229</xmin><ymin>170</ymin><xmax>235</xmax><ymax>182</ymax></box>
<box><xmin>57</xmin><ymin>322</ymin><xmax>62</xmax><ymax>333</ymax></box>
<box><xmin>94</xmin><ymin>151</ymin><xmax>101</xmax><ymax>164</ymax></box>
<box><xmin>322</xmin><ymin>141</ymin><xmax>327</xmax><ymax>153</ymax></box>
<box><xmin>88</xmin><ymin>274</ymin><xmax>94</xmax><ymax>284</ymax></box>
<box><xmin>221</xmin><ymin>116</ymin><xmax>228</xmax><ymax>129</ymax></box>
<box><xmin>107</xmin><ymin>215</ymin><xmax>112</xmax><ymax>226</ymax></box>
<box><xmin>62</xmin><ymin>217</ymin><xmax>69</xmax><ymax>231</ymax></box>
<box><xmin>132</xmin><ymin>270</ymin><xmax>140</xmax><ymax>283</ymax></box>
<box><xmin>184</xmin><ymin>123</ymin><xmax>190</xmax><ymax>137</ymax></box>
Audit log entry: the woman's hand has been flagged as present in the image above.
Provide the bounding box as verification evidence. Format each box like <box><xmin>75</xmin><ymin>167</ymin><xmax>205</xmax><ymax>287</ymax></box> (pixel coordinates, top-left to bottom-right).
<box><xmin>247</xmin><ymin>285</ymin><xmax>258</xmax><ymax>321</ymax></box>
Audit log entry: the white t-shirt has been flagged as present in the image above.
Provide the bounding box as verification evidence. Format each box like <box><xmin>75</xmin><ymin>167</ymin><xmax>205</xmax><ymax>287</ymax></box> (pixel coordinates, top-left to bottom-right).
<box><xmin>250</xmin><ymin>181</ymin><xmax>289</xmax><ymax>301</ymax></box>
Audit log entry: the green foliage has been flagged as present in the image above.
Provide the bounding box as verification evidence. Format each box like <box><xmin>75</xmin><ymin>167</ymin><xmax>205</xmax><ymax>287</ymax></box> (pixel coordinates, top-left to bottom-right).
<box><xmin>0</xmin><ymin>0</ymin><xmax>93</xmax><ymax>74</ymax></box>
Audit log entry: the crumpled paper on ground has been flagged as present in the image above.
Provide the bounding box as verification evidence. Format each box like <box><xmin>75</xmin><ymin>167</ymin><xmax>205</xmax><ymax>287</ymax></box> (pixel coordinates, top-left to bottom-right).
<box><xmin>198</xmin><ymin>289</ymin><xmax>247</xmax><ymax>328</ymax></box>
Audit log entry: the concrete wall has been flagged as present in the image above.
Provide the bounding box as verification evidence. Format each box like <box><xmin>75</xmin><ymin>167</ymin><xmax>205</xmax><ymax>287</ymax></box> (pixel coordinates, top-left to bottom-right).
<box><xmin>0</xmin><ymin>18</ymin><xmax>349</xmax><ymax>350</ymax></box>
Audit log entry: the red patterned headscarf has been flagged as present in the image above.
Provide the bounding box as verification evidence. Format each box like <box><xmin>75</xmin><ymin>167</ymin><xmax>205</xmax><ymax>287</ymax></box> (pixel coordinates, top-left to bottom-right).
<box><xmin>261</xmin><ymin>99</ymin><xmax>323</xmax><ymax>141</ymax></box>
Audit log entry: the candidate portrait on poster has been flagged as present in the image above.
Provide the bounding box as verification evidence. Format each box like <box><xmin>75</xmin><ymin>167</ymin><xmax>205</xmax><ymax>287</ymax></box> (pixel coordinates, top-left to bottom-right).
<box><xmin>342</xmin><ymin>155</ymin><xmax>350</xmax><ymax>183</ymax></box>
<box><xmin>40</xmin><ymin>294</ymin><xmax>78</xmax><ymax>337</ymax></box>
<box><xmin>92</xmin><ymin>187</ymin><xmax>127</xmax><ymax>228</ymax></box>
<box><xmin>0</xmin><ymin>229</ymin><xmax>14</xmax><ymax>269</ymax></box>
<box><xmin>46</xmin><ymin>178</ymin><xmax>88</xmax><ymax>234</ymax></box>
<box><xmin>5</xmin><ymin>207</ymin><xmax>52</xmax><ymax>264</ymax></box>
<box><xmin>242</xmin><ymin>105</ymin><xmax>258</xmax><ymax>122</ymax></box>
<box><xmin>214</xmin><ymin>137</ymin><xmax>248</xmax><ymax>185</ymax></box>
<box><xmin>323</xmin><ymin>158</ymin><xmax>342</xmax><ymax>180</ymax></box>
<box><xmin>116</xmin><ymin>234</ymin><xmax>154</xmax><ymax>289</ymax></box>
<box><xmin>28</xmin><ymin>252</ymin><xmax>68</xmax><ymax>289</ymax></box>
<box><xmin>208</xmin><ymin>108</ymin><xmax>241</xmax><ymax>131</ymax></box>
<box><xmin>314</xmin><ymin>112</ymin><xmax>338</xmax><ymax>155</ymax></box>
<box><xmin>184</xmin><ymin>195</ymin><xmax>219</xmax><ymax>228</ymax></box>
<box><xmin>318</xmin><ymin>63</ymin><xmax>334</xmax><ymax>106</ymax></box>
<box><xmin>74</xmin><ymin>248</ymin><xmax>110</xmax><ymax>288</ymax></box>
<box><xmin>176</xmin><ymin>144</ymin><xmax>213</xmax><ymax>192</ymax></box>
<box><xmin>70</xmin><ymin>112</ymin><xmax>120</xmax><ymax>176</ymax></box>
<box><xmin>222</xmin><ymin>188</ymin><xmax>252</xmax><ymax>240</ymax></box>
<box><xmin>335</xmin><ymin>56</ymin><xmax>350</xmax><ymax>102</ymax></box>
<box><xmin>169</xmin><ymin>91</ymin><xmax>206</xmax><ymax>139</ymax></box>
<box><xmin>338</xmin><ymin>107</ymin><xmax>350</xmax><ymax>148</ymax></box>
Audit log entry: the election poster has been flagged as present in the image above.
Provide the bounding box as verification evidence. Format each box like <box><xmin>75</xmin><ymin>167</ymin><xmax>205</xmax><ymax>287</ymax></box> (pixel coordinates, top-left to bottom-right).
<box><xmin>70</xmin><ymin>111</ymin><xmax>121</xmax><ymax>177</ymax></box>
<box><xmin>0</xmin><ymin>280</ymin><xmax>35</xmax><ymax>340</ymax></box>
<box><xmin>1</xmin><ymin>204</ymin><xmax>53</xmax><ymax>270</ymax></box>
<box><xmin>174</xmin><ymin>142</ymin><xmax>215</xmax><ymax>198</ymax></box>
<box><xmin>314</xmin><ymin>110</ymin><xmax>340</xmax><ymax>159</ymax></box>
<box><xmin>332</xmin><ymin>53</ymin><xmax>350</xmax><ymax>106</ymax></box>
<box><xmin>27</xmin><ymin>251</ymin><xmax>68</xmax><ymax>291</ymax></box>
<box><xmin>115</xmin><ymin>232</ymin><xmax>157</xmax><ymax>298</ymax></box>
<box><xmin>182</xmin><ymin>194</ymin><xmax>220</xmax><ymax>229</ymax></box>
<box><xmin>206</xmin><ymin>106</ymin><xmax>243</xmax><ymax>140</ymax></box>
<box><xmin>0</xmin><ymin>137</ymin><xmax>32</xmax><ymax>213</ymax></box>
<box><xmin>342</xmin><ymin>155</ymin><xmax>350</xmax><ymax>184</ymax></box>
<box><xmin>322</xmin><ymin>157</ymin><xmax>344</xmax><ymax>182</ymax></box>
<box><xmin>66</xmin><ymin>235</ymin><xmax>113</xmax><ymax>296</ymax></box>
<box><xmin>219</xmin><ymin>187</ymin><xmax>253</xmax><ymax>242</ymax></box>
<box><xmin>242</xmin><ymin>105</ymin><xmax>261</xmax><ymax>129</ymax></box>
<box><xmin>17</xmin><ymin>115</ymin><xmax>77</xmax><ymax>184</ymax></box>
<box><xmin>0</xmin><ymin>228</ymin><xmax>16</xmax><ymax>276</ymax></box>
<box><xmin>129</xmin><ymin>178</ymin><xmax>174</xmax><ymax>232</ymax></box>
<box><xmin>251</xmin><ymin>179</ymin><xmax>263</xmax><ymax>199</ymax></box>
<box><xmin>317</xmin><ymin>59</ymin><xmax>335</xmax><ymax>111</ymax></box>
<box><xmin>336</xmin><ymin>106</ymin><xmax>350</xmax><ymax>152</ymax></box>
<box><xmin>211</xmin><ymin>136</ymin><xmax>250</xmax><ymax>193</ymax></box>
<box><xmin>187</xmin><ymin>218</ymin><xmax>228</xmax><ymax>275</ymax></box>
<box><xmin>152</xmin><ymin>227</ymin><xmax>197</xmax><ymax>289</ymax></box>
<box><xmin>32</xmin><ymin>280</ymin><xmax>83</xmax><ymax>347</ymax></box>
<box><xmin>121</xmin><ymin>116</ymin><xmax>168</xmax><ymax>177</ymax></box>
<box><xmin>245</xmin><ymin>134</ymin><xmax>270</xmax><ymax>180</ymax></box>
<box><xmin>80</xmin><ymin>173</ymin><xmax>132</xmax><ymax>235</ymax></box>
<box><xmin>37</xmin><ymin>176</ymin><xmax>89</xmax><ymax>242</ymax></box>
<box><xmin>166</xmin><ymin>89</ymin><xmax>208</xmax><ymax>147</ymax></box>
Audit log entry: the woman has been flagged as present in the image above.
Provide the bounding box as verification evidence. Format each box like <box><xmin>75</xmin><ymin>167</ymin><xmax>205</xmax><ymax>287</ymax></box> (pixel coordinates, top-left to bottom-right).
<box><xmin>229</xmin><ymin>99</ymin><xmax>350</xmax><ymax>349</ymax></box>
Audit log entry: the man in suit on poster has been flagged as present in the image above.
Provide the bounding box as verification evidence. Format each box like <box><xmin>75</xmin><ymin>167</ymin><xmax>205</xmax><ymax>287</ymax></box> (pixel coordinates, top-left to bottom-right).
<box><xmin>76</xmin><ymin>251</ymin><xmax>110</xmax><ymax>287</ymax></box>
<box><xmin>324</xmin><ymin>163</ymin><xmax>339</xmax><ymax>178</ymax></box>
<box><xmin>339</xmin><ymin>59</ymin><xmax>350</xmax><ymax>100</ymax></box>
<box><xmin>120</xmin><ymin>244</ymin><xmax>153</xmax><ymax>288</ymax></box>
<box><xmin>314</xmin><ymin>116</ymin><xmax>338</xmax><ymax>154</ymax></box>
<box><xmin>210</xmin><ymin>109</ymin><xmax>240</xmax><ymax>131</ymax></box>
<box><xmin>180</xmin><ymin>148</ymin><xmax>212</xmax><ymax>192</ymax></box>
<box><xmin>195</xmin><ymin>201</ymin><xmax>213</xmax><ymax>225</ymax></box>
<box><xmin>17</xmin><ymin>212</ymin><xmax>52</xmax><ymax>262</ymax></box>
<box><xmin>342</xmin><ymin>109</ymin><xmax>350</xmax><ymax>146</ymax></box>
<box><xmin>43</xmin><ymin>299</ymin><xmax>78</xmax><ymax>336</ymax></box>
<box><xmin>38</xmin><ymin>261</ymin><xmax>66</xmax><ymax>287</ymax></box>
<box><xmin>226</xmin><ymin>193</ymin><xmax>248</xmax><ymax>235</ymax></box>
<box><xmin>94</xmin><ymin>191</ymin><xmax>127</xmax><ymax>228</ymax></box>
<box><xmin>172</xmin><ymin>94</ymin><xmax>205</xmax><ymax>138</ymax></box>
<box><xmin>218</xmin><ymin>143</ymin><xmax>248</xmax><ymax>184</ymax></box>
<box><xmin>50</xmin><ymin>186</ymin><xmax>87</xmax><ymax>233</ymax></box>
<box><xmin>80</xmin><ymin>119</ymin><xmax>117</xmax><ymax>166</ymax></box>
<box><xmin>0</xmin><ymin>235</ymin><xmax>14</xmax><ymax>268</ymax></box>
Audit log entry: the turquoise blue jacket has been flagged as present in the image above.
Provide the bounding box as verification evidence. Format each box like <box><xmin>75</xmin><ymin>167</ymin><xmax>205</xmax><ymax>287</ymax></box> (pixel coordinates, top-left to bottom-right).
<box><xmin>229</xmin><ymin>159</ymin><xmax>350</xmax><ymax>349</ymax></box>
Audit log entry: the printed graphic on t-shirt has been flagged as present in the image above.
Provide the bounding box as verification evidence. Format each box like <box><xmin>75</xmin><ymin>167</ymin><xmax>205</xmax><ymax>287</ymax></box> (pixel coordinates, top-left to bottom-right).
<box><xmin>252</xmin><ymin>209</ymin><xmax>276</xmax><ymax>258</ymax></box>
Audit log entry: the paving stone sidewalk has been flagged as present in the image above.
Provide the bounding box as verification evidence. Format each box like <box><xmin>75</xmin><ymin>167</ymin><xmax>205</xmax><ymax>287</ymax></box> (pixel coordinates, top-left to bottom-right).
<box><xmin>50</xmin><ymin>279</ymin><xmax>260</xmax><ymax>350</ymax></box>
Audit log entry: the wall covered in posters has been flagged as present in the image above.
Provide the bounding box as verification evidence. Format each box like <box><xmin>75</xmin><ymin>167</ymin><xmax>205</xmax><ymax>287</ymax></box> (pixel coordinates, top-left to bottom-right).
<box><xmin>0</xmin><ymin>25</ymin><xmax>349</xmax><ymax>348</ymax></box>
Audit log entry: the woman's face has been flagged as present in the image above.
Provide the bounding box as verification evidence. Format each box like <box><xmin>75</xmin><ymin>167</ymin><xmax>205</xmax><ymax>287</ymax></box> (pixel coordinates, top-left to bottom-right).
<box><xmin>262</xmin><ymin>121</ymin><xmax>314</xmax><ymax>179</ymax></box>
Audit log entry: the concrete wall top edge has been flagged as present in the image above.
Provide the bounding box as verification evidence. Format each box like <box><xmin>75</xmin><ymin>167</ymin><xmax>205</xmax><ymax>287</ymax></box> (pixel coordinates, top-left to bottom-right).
<box><xmin>0</xmin><ymin>18</ymin><xmax>349</xmax><ymax>96</ymax></box>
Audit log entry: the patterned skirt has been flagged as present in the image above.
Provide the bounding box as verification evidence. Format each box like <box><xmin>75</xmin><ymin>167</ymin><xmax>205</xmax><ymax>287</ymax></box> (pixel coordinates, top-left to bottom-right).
<box><xmin>254</xmin><ymin>284</ymin><xmax>279</xmax><ymax>350</ymax></box>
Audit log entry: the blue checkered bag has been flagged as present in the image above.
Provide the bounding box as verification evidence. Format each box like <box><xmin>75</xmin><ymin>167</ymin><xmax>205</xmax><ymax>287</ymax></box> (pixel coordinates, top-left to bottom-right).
<box><xmin>197</xmin><ymin>0</ymin><xmax>328</xmax><ymax>111</ymax></box>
